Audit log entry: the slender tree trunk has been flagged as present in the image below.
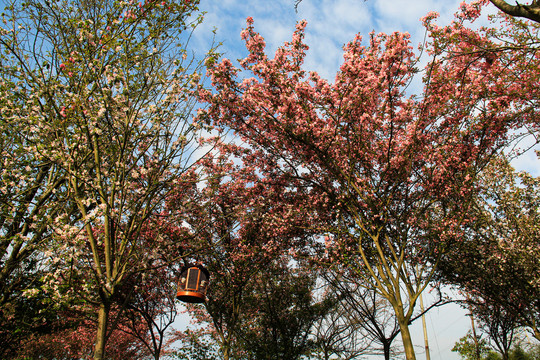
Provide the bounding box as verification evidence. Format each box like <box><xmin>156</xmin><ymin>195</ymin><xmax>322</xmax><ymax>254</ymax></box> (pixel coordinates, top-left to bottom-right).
<box><xmin>383</xmin><ymin>341</ymin><xmax>391</xmax><ymax>360</ymax></box>
<box><xmin>222</xmin><ymin>345</ymin><xmax>230</xmax><ymax>360</ymax></box>
<box><xmin>390</xmin><ymin>293</ymin><xmax>416</xmax><ymax>360</ymax></box>
<box><xmin>397</xmin><ymin>316</ymin><xmax>416</xmax><ymax>360</ymax></box>
<box><xmin>93</xmin><ymin>302</ymin><xmax>110</xmax><ymax>360</ymax></box>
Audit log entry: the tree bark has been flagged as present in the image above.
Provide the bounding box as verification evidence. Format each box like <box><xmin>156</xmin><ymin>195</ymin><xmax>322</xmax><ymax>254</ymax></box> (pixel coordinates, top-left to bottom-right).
<box><xmin>222</xmin><ymin>345</ymin><xmax>230</xmax><ymax>360</ymax></box>
<box><xmin>93</xmin><ymin>302</ymin><xmax>110</xmax><ymax>360</ymax></box>
<box><xmin>397</xmin><ymin>316</ymin><xmax>416</xmax><ymax>360</ymax></box>
<box><xmin>489</xmin><ymin>0</ymin><xmax>540</xmax><ymax>23</ymax></box>
<box><xmin>383</xmin><ymin>341</ymin><xmax>391</xmax><ymax>360</ymax></box>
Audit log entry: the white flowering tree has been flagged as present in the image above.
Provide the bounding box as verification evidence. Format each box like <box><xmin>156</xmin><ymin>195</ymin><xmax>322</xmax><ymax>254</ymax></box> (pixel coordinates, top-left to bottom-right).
<box><xmin>0</xmin><ymin>72</ymin><xmax>70</xmax><ymax>354</ymax></box>
<box><xmin>0</xmin><ymin>0</ymin><xmax>216</xmax><ymax>358</ymax></box>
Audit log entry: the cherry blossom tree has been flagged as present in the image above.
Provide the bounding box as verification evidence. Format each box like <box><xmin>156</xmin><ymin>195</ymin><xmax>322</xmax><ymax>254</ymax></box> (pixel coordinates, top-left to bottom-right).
<box><xmin>120</xmin><ymin>265</ymin><xmax>181</xmax><ymax>360</ymax></box>
<box><xmin>15</xmin><ymin>307</ymin><xmax>152</xmax><ymax>360</ymax></box>
<box><xmin>197</xmin><ymin>9</ymin><xmax>521</xmax><ymax>357</ymax></box>
<box><xmin>0</xmin><ymin>0</ymin><xmax>216</xmax><ymax>358</ymax></box>
<box><xmin>437</xmin><ymin>156</ymin><xmax>540</xmax><ymax>341</ymax></box>
<box><xmin>424</xmin><ymin>1</ymin><xmax>540</xmax><ymax>138</ymax></box>
<box><xmin>424</xmin><ymin>0</ymin><xmax>540</xmax><ymax>342</ymax></box>
<box><xmin>167</xmin><ymin>145</ymin><xmax>325</xmax><ymax>360</ymax></box>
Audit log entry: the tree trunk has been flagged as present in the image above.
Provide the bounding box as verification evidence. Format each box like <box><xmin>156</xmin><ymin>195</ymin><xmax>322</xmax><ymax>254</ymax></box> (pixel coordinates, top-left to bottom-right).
<box><xmin>397</xmin><ymin>316</ymin><xmax>416</xmax><ymax>360</ymax></box>
<box><xmin>383</xmin><ymin>341</ymin><xmax>391</xmax><ymax>360</ymax></box>
<box><xmin>93</xmin><ymin>302</ymin><xmax>110</xmax><ymax>360</ymax></box>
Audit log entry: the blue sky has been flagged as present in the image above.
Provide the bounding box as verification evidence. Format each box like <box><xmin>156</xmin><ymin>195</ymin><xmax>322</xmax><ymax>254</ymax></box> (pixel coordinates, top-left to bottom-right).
<box><xmin>193</xmin><ymin>0</ymin><xmax>466</xmax><ymax>80</ymax></box>
<box><xmin>178</xmin><ymin>1</ymin><xmax>540</xmax><ymax>358</ymax></box>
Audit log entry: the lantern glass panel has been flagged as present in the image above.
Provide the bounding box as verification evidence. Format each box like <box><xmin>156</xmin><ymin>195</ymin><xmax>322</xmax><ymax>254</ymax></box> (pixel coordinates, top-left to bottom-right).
<box><xmin>186</xmin><ymin>268</ymin><xmax>199</xmax><ymax>289</ymax></box>
<box><xmin>176</xmin><ymin>266</ymin><xmax>210</xmax><ymax>304</ymax></box>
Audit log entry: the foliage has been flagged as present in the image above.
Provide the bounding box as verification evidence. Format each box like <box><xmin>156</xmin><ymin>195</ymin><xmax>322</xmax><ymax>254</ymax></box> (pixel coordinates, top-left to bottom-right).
<box><xmin>2</xmin><ymin>0</ymin><xmax>540</xmax><ymax>358</ymax></box>
<box><xmin>452</xmin><ymin>330</ymin><xmax>492</xmax><ymax>360</ymax></box>
<box><xmin>168</xmin><ymin>148</ymin><xmax>328</xmax><ymax>359</ymax></box>
<box><xmin>174</xmin><ymin>262</ymin><xmax>330</xmax><ymax>360</ymax></box>
<box><xmin>453</xmin><ymin>331</ymin><xmax>540</xmax><ymax>360</ymax></box>
<box><xmin>169</xmin><ymin>329</ymin><xmax>221</xmax><ymax>360</ymax></box>
<box><xmin>121</xmin><ymin>264</ymin><xmax>181</xmax><ymax>360</ymax></box>
<box><xmin>236</xmin><ymin>264</ymin><xmax>332</xmax><ymax>360</ymax></box>
<box><xmin>13</xmin><ymin>305</ymin><xmax>152</xmax><ymax>360</ymax></box>
<box><xmin>0</xmin><ymin>0</ymin><xmax>216</xmax><ymax>358</ymax></box>
<box><xmin>196</xmin><ymin>4</ymin><xmax>522</xmax><ymax>355</ymax></box>
<box><xmin>0</xmin><ymin>275</ymin><xmax>72</xmax><ymax>358</ymax></box>
<box><xmin>437</xmin><ymin>156</ymin><xmax>540</xmax><ymax>341</ymax></box>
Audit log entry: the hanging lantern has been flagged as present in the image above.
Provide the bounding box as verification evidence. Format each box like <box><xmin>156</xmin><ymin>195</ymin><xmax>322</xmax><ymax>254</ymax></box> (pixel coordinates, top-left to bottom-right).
<box><xmin>176</xmin><ymin>265</ymin><xmax>210</xmax><ymax>303</ymax></box>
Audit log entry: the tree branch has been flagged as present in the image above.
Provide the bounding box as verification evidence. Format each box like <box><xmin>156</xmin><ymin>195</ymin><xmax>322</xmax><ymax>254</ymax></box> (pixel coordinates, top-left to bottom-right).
<box><xmin>489</xmin><ymin>0</ymin><xmax>540</xmax><ymax>23</ymax></box>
